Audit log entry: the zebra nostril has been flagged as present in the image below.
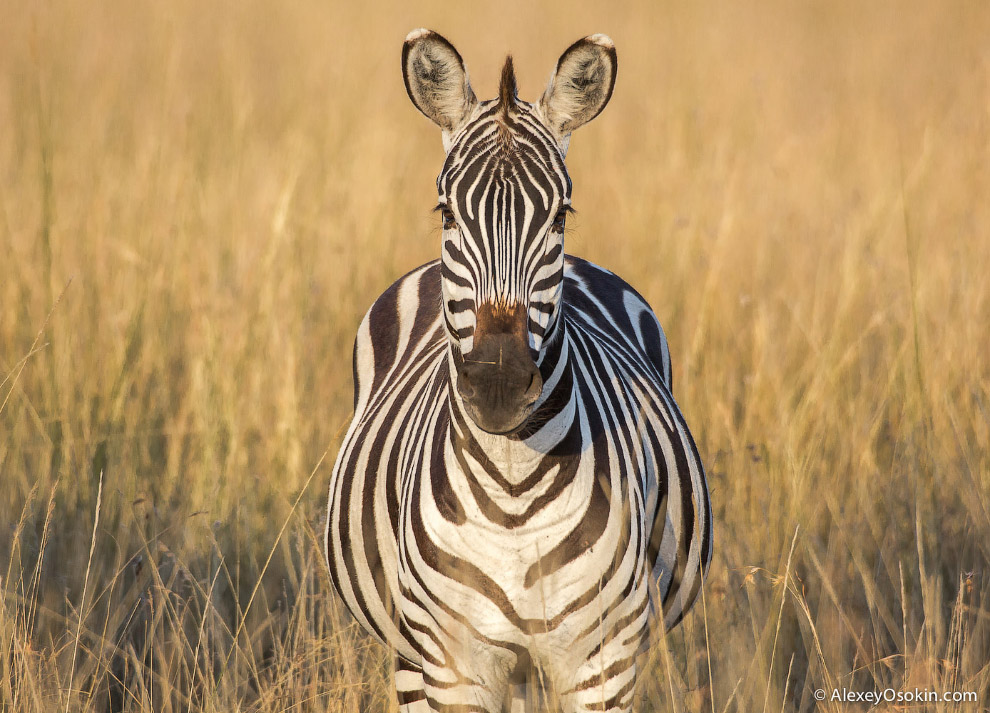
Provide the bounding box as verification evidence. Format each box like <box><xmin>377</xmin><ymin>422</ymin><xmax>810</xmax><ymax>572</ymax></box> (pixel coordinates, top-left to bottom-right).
<box><xmin>523</xmin><ymin>366</ymin><xmax>543</xmax><ymax>404</ymax></box>
<box><xmin>458</xmin><ymin>370</ymin><xmax>476</xmax><ymax>398</ymax></box>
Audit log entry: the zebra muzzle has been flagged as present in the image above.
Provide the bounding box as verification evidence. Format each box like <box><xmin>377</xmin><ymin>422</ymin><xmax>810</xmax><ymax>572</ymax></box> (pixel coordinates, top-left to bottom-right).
<box><xmin>456</xmin><ymin>333</ymin><xmax>543</xmax><ymax>435</ymax></box>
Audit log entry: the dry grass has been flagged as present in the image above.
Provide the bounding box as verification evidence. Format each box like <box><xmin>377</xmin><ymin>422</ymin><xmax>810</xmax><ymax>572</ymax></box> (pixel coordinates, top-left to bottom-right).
<box><xmin>2</xmin><ymin>0</ymin><xmax>989</xmax><ymax>710</ymax></box>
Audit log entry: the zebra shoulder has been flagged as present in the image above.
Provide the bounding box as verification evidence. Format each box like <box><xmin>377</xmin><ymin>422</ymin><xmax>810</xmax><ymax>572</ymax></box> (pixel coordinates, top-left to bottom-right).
<box><xmin>351</xmin><ymin>260</ymin><xmax>445</xmax><ymax>412</ymax></box>
<box><xmin>562</xmin><ymin>255</ymin><xmax>674</xmax><ymax>388</ymax></box>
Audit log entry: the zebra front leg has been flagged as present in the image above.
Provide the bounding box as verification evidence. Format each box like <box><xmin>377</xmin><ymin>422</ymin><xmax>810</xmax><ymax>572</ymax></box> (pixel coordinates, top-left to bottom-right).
<box><xmin>563</xmin><ymin>652</ymin><xmax>638</xmax><ymax>713</ymax></box>
<box><xmin>395</xmin><ymin>656</ymin><xmax>431</xmax><ymax>713</ymax></box>
<box><xmin>418</xmin><ymin>650</ymin><xmax>511</xmax><ymax>713</ymax></box>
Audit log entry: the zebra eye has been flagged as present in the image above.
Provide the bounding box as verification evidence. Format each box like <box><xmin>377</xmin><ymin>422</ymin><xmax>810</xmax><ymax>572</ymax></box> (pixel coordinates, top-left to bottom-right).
<box><xmin>551</xmin><ymin>209</ymin><xmax>567</xmax><ymax>234</ymax></box>
<box><xmin>441</xmin><ymin>209</ymin><xmax>457</xmax><ymax>231</ymax></box>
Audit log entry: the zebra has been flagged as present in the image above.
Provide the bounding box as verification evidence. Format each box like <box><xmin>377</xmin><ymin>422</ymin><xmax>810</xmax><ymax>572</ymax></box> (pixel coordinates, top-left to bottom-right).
<box><xmin>326</xmin><ymin>29</ymin><xmax>712</xmax><ymax>713</ymax></box>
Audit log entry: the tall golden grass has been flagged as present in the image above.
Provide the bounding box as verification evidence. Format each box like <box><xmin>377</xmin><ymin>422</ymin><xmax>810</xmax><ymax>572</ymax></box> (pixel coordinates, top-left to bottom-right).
<box><xmin>2</xmin><ymin>0</ymin><xmax>988</xmax><ymax>710</ymax></box>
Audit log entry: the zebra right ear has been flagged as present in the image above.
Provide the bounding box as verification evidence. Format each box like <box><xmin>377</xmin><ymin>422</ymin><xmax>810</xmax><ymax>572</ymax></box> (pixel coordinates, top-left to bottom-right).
<box><xmin>539</xmin><ymin>34</ymin><xmax>617</xmax><ymax>144</ymax></box>
<box><xmin>402</xmin><ymin>29</ymin><xmax>478</xmax><ymax>144</ymax></box>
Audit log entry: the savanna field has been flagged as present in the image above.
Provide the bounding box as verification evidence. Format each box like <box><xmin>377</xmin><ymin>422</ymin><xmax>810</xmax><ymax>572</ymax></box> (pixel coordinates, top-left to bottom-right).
<box><xmin>2</xmin><ymin>1</ymin><xmax>989</xmax><ymax>710</ymax></box>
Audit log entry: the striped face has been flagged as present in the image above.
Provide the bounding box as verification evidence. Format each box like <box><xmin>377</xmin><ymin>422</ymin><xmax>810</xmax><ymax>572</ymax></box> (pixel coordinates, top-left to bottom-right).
<box><xmin>437</xmin><ymin>97</ymin><xmax>571</xmax><ymax>360</ymax></box>
<box><xmin>402</xmin><ymin>30</ymin><xmax>616</xmax><ymax>433</ymax></box>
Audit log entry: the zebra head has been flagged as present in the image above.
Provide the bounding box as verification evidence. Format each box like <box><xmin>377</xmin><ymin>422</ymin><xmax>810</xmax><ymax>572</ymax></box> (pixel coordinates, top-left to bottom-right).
<box><xmin>402</xmin><ymin>29</ymin><xmax>617</xmax><ymax>435</ymax></box>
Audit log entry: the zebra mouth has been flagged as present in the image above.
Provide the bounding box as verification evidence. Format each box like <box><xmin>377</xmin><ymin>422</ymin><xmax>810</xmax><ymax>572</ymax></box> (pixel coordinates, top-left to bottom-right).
<box><xmin>460</xmin><ymin>399</ymin><xmax>538</xmax><ymax>435</ymax></box>
<box><xmin>456</xmin><ymin>334</ymin><xmax>543</xmax><ymax>435</ymax></box>
<box><xmin>458</xmin><ymin>389</ymin><xmax>541</xmax><ymax>435</ymax></box>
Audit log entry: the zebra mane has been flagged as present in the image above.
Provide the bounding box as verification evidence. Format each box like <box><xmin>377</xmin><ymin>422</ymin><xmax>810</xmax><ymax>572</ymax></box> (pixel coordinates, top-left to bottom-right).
<box><xmin>498</xmin><ymin>56</ymin><xmax>517</xmax><ymax>115</ymax></box>
<box><xmin>496</xmin><ymin>56</ymin><xmax>518</xmax><ymax>147</ymax></box>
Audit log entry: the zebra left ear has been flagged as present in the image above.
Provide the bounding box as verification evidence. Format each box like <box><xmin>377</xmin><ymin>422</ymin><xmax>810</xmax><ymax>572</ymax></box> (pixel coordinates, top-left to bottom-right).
<box><xmin>539</xmin><ymin>34</ymin><xmax>617</xmax><ymax>141</ymax></box>
<box><xmin>402</xmin><ymin>29</ymin><xmax>478</xmax><ymax>145</ymax></box>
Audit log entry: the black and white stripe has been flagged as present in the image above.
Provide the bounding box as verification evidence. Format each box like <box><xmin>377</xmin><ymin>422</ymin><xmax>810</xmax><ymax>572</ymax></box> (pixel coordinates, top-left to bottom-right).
<box><xmin>326</xmin><ymin>30</ymin><xmax>711</xmax><ymax>713</ymax></box>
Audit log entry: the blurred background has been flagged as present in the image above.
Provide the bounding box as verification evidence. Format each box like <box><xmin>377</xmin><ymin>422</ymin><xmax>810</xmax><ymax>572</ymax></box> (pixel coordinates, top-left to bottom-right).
<box><xmin>1</xmin><ymin>0</ymin><xmax>988</xmax><ymax>710</ymax></box>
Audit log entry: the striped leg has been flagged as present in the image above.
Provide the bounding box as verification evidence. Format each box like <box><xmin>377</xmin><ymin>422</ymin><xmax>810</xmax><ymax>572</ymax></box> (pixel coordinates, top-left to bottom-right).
<box><xmin>395</xmin><ymin>657</ymin><xmax>430</xmax><ymax>713</ymax></box>
<box><xmin>419</xmin><ymin>649</ymin><xmax>510</xmax><ymax>713</ymax></box>
<box><xmin>566</xmin><ymin>648</ymin><xmax>639</xmax><ymax>713</ymax></box>
<box><xmin>555</xmin><ymin>607</ymin><xmax>648</xmax><ymax>713</ymax></box>
<box><xmin>569</xmin><ymin>665</ymin><xmax>637</xmax><ymax>713</ymax></box>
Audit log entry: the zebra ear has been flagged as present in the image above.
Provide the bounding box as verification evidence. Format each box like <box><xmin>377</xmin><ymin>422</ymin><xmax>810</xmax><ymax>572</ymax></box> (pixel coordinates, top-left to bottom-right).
<box><xmin>402</xmin><ymin>29</ymin><xmax>478</xmax><ymax>140</ymax></box>
<box><xmin>539</xmin><ymin>34</ymin><xmax>617</xmax><ymax>140</ymax></box>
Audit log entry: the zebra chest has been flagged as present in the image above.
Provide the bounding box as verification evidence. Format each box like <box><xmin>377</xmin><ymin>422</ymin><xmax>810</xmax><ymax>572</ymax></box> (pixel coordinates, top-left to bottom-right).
<box><xmin>397</xmin><ymin>432</ymin><xmax>642</xmax><ymax>635</ymax></box>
